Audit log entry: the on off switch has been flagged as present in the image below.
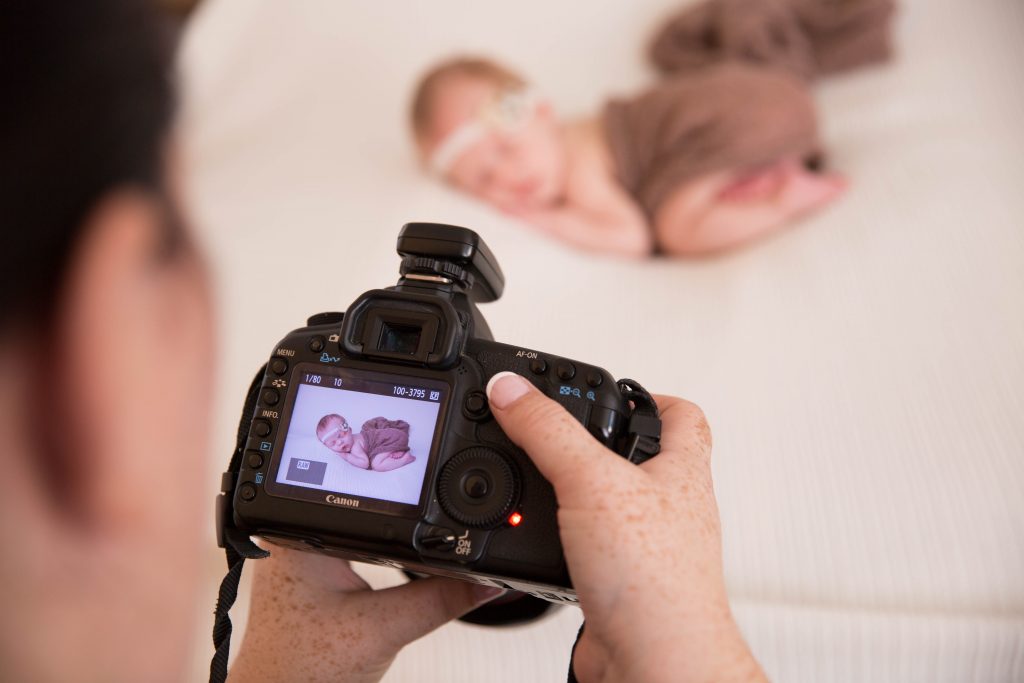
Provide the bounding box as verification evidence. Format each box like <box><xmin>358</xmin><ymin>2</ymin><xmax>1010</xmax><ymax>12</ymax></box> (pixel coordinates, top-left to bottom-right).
<box><xmin>419</xmin><ymin>526</ymin><xmax>457</xmax><ymax>551</ymax></box>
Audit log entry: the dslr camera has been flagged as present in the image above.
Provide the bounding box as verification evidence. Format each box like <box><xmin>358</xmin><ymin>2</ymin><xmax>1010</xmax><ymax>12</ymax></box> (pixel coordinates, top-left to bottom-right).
<box><xmin>216</xmin><ymin>223</ymin><xmax>662</xmax><ymax>603</ymax></box>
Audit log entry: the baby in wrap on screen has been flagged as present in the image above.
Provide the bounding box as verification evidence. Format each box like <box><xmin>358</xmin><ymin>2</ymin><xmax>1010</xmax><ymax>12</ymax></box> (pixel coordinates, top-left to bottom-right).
<box><xmin>316</xmin><ymin>414</ymin><xmax>417</xmax><ymax>472</ymax></box>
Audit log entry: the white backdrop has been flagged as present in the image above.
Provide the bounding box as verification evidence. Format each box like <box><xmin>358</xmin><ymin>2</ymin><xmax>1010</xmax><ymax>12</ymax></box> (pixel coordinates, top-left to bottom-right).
<box><xmin>178</xmin><ymin>0</ymin><xmax>1024</xmax><ymax>680</ymax></box>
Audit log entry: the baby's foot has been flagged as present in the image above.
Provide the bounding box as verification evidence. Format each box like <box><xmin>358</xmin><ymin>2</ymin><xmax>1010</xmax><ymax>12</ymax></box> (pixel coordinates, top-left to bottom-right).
<box><xmin>776</xmin><ymin>168</ymin><xmax>847</xmax><ymax>215</ymax></box>
<box><xmin>370</xmin><ymin>451</ymin><xmax>416</xmax><ymax>472</ymax></box>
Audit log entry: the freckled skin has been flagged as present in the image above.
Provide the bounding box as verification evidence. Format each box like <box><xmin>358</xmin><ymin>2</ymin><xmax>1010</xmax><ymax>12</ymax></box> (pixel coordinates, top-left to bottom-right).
<box><xmin>487</xmin><ymin>381</ymin><xmax>768</xmax><ymax>683</ymax></box>
<box><xmin>228</xmin><ymin>547</ymin><xmax>499</xmax><ymax>683</ymax></box>
<box><xmin>230</xmin><ymin>384</ymin><xmax>765</xmax><ymax>683</ymax></box>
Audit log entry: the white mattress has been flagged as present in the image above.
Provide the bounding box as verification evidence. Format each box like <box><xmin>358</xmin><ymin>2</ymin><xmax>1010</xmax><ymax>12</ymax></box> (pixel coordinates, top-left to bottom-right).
<box><xmin>178</xmin><ymin>0</ymin><xmax>1024</xmax><ymax>680</ymax></box>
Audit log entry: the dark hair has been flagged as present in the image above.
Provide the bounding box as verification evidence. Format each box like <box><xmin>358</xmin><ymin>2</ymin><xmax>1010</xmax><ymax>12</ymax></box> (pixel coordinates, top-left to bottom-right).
<box><xmin>0</xmin><ymin>0</ymin><xmax>177</xmax><ymax>329</ymax></box>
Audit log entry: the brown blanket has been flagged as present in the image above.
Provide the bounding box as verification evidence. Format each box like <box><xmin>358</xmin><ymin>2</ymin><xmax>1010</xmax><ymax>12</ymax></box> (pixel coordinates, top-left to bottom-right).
<box><xmin>604</xmin><ymin>63</ymin><xmax>821</xmax><ymax>220</ymax></box>
<box><xmin>649</xmin><ymin>0</ymin><xmax>897</xmax><ymax>81</ymax></box>
<box><xmin>360</xmin><ymin>417</ymin><xmax>410</xmax><ymax>456</ymax></box>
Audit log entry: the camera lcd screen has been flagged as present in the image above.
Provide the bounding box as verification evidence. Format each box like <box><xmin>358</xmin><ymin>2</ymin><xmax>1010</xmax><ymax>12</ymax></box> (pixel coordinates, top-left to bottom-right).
<box><xmin>268</xmin><ymin>364</ymin><xmax>447</xmax><ymax>513</ymax></box>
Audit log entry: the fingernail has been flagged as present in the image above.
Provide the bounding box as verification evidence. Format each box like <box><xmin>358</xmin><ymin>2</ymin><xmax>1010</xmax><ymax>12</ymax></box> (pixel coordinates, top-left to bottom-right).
<box><xmin>486</xmin><ymin>371</ymin><xmax>531</xmax><ymax>410</ymax></box>
<box><xmin>472</xmin><ymin>584</ymin><xmax>506</xmax><ymax>604</ymax></box>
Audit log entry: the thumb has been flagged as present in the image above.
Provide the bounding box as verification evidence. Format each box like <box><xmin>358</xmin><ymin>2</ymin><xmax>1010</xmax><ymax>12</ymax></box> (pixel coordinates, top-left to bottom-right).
<box><xmin>485</xmin><ymin>371</ymin><xmax>615</xmax><ymax>497</ymax></box>
<box><xmin>360</xmin><ymin>577</ymin><xmax>503</xmax><ymax>649</ymax></box>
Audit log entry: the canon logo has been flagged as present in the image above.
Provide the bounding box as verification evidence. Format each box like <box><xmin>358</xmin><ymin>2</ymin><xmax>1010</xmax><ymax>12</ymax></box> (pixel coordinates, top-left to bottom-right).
<box><xmin>325</xmin><ymin>494</ymin><xmax>360</xmax><ymax>508</ymax></box>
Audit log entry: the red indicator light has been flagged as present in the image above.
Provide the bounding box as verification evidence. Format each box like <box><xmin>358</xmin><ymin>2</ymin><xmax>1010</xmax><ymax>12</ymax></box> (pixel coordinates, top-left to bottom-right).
<box><xmin>508</xmin><ymin>512</ymin><xmax>523</xmax><ymax>527</ymax></box>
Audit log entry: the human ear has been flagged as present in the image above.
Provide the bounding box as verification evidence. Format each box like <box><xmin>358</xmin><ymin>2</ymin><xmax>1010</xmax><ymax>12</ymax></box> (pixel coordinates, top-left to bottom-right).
<box><xmin>47</xmin><ymin>188</ymin><xmax>208</xmax><ymax>529</ymax></box>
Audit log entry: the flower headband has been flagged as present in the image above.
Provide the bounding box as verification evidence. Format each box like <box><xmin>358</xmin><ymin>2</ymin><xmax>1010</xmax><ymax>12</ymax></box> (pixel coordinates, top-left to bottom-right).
<box><xmin>428</xmin><ymin>88</ymin><xmax>540</xmax><ymax>176</ymax></box>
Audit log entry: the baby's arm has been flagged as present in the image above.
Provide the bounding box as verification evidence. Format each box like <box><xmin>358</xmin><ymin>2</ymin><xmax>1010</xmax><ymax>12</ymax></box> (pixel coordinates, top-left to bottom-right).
<box><xmin>342</xmin><ymin>438</ymin><xmax>370</xmax><ymax>469</ymax></box>
<box><xmin>512</xmin><ymin>169</ymin><xmax>652</xmax><ymax>258</ymax></box>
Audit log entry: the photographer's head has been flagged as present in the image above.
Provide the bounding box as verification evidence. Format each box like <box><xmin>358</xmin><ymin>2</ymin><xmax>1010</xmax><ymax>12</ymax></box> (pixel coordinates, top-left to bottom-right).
<box><xmin>0</xmin><ymin>1</ymin><xmax>213</xmax><ymax>680</ymax></box>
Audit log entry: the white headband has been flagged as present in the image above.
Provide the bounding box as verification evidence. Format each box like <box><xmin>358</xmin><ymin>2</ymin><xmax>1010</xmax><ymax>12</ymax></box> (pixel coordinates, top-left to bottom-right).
<box><xmin>320</xmin><ymin>423</ymin><xmax>349</xmax><ymax>441</ymax></box>
<box><xmin>428</xmin><ymin>89</ymin><xmax>540</xmax><ymax>176</ymax></box>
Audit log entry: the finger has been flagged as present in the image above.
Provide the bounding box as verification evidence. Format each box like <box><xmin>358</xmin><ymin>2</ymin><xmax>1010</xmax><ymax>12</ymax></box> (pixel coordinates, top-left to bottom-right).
<box><xmin>485</xmin><ymin>371</ymin><xmax>615</xmax><ymax>495</ymax></box>
<box><xmin>639</xmin><ymin>395</ymin><xmax>713</xmax><ymax>484</ymax></box>
<box><xmin>358</xmin><ymin>577</ymin><xmax>503</xmax><ymax>649</ymax></box>
<box><xmin>651</xmin><ymin>394</ymin><xmax>712</xmax><ymax>455</ymax></box>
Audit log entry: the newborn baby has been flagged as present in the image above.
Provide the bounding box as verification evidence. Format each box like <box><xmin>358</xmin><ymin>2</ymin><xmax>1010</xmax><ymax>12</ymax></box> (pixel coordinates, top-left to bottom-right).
<box><xmin>410</xmin><ymin>57</ymin><xmax>845</xmax><ymax>257</ymax></box>
<box><xmin>316</xmin><ymin>414</ymin><xmax>416</xmax><ymax>472</ymax></box>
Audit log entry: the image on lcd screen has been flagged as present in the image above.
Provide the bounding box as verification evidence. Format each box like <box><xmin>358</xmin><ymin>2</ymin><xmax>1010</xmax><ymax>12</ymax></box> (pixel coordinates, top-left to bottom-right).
<box><xmin>275</xmin><ymin>374</ymin><xmax>442</xmax><ymax>506</ymax></box>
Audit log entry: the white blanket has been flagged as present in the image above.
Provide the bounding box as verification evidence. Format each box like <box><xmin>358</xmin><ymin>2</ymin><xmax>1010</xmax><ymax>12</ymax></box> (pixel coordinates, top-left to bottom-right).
<box><xmin>179</xmin><ymin>0</ymin><xmax>1024</xmax><ymax>680</ymax></box>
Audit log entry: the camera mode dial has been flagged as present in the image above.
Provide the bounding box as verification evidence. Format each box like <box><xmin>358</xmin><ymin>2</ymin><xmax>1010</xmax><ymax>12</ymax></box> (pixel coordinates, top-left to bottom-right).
<box><xmin>437</xmin><ymin>448</ymin><xmax>518</xmax><ymax>528</ymax></box>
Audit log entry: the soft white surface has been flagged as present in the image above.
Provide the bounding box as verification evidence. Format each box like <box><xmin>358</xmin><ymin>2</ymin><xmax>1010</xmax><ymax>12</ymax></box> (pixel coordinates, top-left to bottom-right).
<box><xmin>179</xmin><ymin>0</ymin><xmax>1024</xmax><ymax>680</ymax></box>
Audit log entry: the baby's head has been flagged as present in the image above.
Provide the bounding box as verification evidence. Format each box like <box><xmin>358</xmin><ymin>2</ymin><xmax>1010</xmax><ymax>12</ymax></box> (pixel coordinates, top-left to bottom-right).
<box><xmin>316</xmin><ymin>414</ymin><xmax>355</xmax><ymax>453</ymax></box>
<box><xmin>410</xmin><ymin>56</ymin><xmax>568</xmax><ymax>211</ymax></box>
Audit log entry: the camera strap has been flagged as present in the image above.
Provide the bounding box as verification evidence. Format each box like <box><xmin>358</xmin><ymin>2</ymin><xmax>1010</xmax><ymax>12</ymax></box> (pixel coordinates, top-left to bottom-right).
<box><xmin>210</xmin><ymin>364</ymin><xmax>271</xmax><ymax>683</ymax></box>
<box><xmin>616</xmin><ymin>378</ymin><xmax>662</xmax><ymax>464</ymax></box>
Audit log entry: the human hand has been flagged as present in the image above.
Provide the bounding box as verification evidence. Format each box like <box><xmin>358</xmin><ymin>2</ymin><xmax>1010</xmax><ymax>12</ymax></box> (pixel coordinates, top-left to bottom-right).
<box><xmin>228</xmin><ymin>545</ymin><xmax>502</xmax><ymax>683</ymax></box>
<box><xmin>485</xmin><ymin>372</ymin><xmax>766</xmax><ymax>683</ymax></box>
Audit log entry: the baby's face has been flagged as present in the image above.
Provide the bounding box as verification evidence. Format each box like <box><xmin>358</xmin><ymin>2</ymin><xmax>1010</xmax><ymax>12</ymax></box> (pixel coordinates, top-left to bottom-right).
<box><xmin>426</xmin><ymin>78</ymin><xmax>567</xmax><ymax>211</ymax></box>
<box><xmin>320</xmin><ymin>425</ymin><xmax>355</xmax><ymax>453</ymax></box>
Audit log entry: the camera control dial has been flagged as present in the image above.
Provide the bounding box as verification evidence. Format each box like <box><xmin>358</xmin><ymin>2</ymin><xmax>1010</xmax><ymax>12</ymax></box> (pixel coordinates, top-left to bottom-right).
<box><xmin>437</xmin><ymin>448</ymin><xmax>518</xmax><ymax>528</ymax></box>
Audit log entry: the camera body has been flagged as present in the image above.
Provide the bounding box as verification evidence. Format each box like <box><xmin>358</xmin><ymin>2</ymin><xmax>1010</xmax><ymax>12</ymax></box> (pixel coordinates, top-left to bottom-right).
<box><xmin>218</xmin><ymin>223</ymin><xmax>660</xmax><ymax>603</ymax></box>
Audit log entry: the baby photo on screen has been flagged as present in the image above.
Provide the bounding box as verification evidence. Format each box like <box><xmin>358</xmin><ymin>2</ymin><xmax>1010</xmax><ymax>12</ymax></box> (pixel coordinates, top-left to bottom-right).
<box><xmin>276</xmin><ymin>382</ymin><xmax>441</xmax><ymax>506</ymax></box>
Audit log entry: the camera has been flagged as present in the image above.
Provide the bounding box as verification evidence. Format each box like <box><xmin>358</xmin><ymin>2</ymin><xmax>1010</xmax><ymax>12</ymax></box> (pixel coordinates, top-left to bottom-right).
<box><xmin>216</xmin><ymin>223</ymin><xmax>662</xmax><ymax>603</ymax></box>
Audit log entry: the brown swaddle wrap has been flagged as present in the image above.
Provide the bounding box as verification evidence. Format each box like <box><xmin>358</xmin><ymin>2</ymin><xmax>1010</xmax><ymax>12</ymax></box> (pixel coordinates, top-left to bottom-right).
<box><xmin>649</xmin><ymin>0</ymin><xmax>896</xmax><ymax>81</ymax></box>
<box><xmin>360</xmin><ymin>417</ymin><xmax>411</xmax><ymax>456</ymax></box>
<box><xmin>604</xmin><ymin>63</ymin><xmax>821</xmax><ymax>220</ymax></box>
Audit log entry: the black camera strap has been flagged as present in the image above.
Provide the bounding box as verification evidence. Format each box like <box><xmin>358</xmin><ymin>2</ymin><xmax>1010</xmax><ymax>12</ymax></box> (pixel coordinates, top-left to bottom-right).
<box><xmin>617</xmin><ymin>378</ymin><xmax>662</xmax><ymax>464</ymax></box>
<box><xmin>210</xmin><ymin>364</ymin><xmax>271</xmax><ymax>683</ymax></box>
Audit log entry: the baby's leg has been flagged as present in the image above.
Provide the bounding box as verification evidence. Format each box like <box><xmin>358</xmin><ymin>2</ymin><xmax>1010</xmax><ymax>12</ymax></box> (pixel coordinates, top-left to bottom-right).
<box><xmin>654</xmin><ymin>162</ymin><xmax>845</xmax><ymax>256</ymax></box>
<box><xmin>370</xmin><ymin>451</ymin><xmax>416</xmax><ymax>472</ymax></box>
